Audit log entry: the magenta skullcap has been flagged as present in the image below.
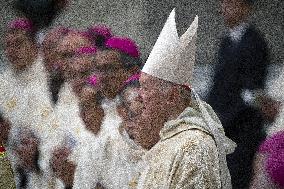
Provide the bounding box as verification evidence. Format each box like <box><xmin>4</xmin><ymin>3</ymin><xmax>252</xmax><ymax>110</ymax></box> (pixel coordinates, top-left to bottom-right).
<box><xmin>105</xmin><ymin>37</ymin><xmax>140</xmax><ymax>58</ymax></box>
<box><xmin>124</xmin><ymin>72</ymin><xmax>141</xmax><ymax>86</ymax></box>
<box><xmin>259</xmin><ymin>131</ymin><xmax>284</xmax><ymax>187</ymax></box>
<box><xmin>8</xmin><ymin>18</ymin><xmax>34</xmax><ymax>32</ymax></box>
<box><xmin>86</xmin><ymin>74</ymin><xmax>99</xmax><ymax>87</ymax></box>
<box><xmin>259</xmin><ymin>131</ymin><xmax>284</xmax><ymax>154</ymax></box>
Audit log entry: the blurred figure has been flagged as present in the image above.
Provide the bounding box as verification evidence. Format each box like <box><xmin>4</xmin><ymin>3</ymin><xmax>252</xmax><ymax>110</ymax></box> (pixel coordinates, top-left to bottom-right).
<box><xmin>74</xmin><ymin>73</ymin><xmax>145</xmax><ymax>189</ymax></box>
<box><xmin>78</xmin><ymin>75</ymin><xmax>104</xmax><ymax>135</ymax></box>
<box><xmin>93</xmin><ymin>37</ymin><xmax>142</xmax><ymax>101</ymax></box>
<box><xmin>45</xmin><ymin>32</ymin><xmax>97</xmax><ymax>188</ymax></box>
<box><xmin>1</xmin><ymin>18</ymin><xmax>68</xmax><ymax>189</ymax></box>
<box><xmin>55</xmin><ymin>30</ymin><xmax>93</xmax><ymax>80</ymax></box>
<box><xmin>5</xmin><ymin>18</ymin><xmax>38</xmax><ymax>72</ymax></box>
<box><xmin>207</xmin><ymin>0</ymin><xmax>272</xmax><ymax>188</ymax></box>
<box><xmin>8</xmin><ymin>127</ymin><xmax>41</xmax><ymax>188</ymax></box>
<box><xmin>73</xmin><ymin>36</ymin><xmax>142</xmax><ymax>189</ymax></box>
<box><xmin>250</xmin><ymin>131</ymin><xmax>284</xmax><ymax>189</ymax></box>
<box><xmin>250</xmin><ymin>68</ymin><xmax>284</xmax><ymax>189</ymax></box>
<box><xmin>0</xmin><ymin>17</ymin><xmax>38</xmax><ymax>189</ymax></box>
<box><xmin>42</xmin><ymin>27</ymin><xmax>70</xmax><ymax>104</ymax></box>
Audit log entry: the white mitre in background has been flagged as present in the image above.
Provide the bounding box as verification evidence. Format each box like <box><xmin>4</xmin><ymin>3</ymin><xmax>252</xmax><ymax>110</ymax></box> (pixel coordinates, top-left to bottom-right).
<box><xmin>141</xmin><ymin>8</ymin><xmax>236</xmax><ymax>189</ymax></box>
<box><xmin>142</xmin><ymin>8</ymin><xmax>198</xmax><ymax>86</ymax></box>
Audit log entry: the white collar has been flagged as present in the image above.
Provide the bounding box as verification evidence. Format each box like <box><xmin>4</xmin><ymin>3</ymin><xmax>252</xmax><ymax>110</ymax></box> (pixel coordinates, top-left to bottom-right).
<box><xmin>101</xmin><ymin>96</ymin><xmax>121</xmax><ymax>109</ymax></box>
<box><xmin>99</xmin><ymin>95</ymin><xmax>122</xmax><ymax>136</ymax></box>
<box><xmin>229</xmin><ymin>22</ymin><xmax>249</xmax><ymax>42</ymax></box>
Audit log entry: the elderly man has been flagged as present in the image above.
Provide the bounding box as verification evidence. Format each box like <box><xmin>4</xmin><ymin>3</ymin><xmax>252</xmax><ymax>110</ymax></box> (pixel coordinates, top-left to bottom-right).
<box><xmin>123</xmin><ymin>9</ymin><xmax>236</xmax><ymax>189</ymax></box>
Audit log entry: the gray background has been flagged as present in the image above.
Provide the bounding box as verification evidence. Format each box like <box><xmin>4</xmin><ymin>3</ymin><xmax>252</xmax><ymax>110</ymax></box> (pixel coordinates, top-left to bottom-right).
<box><xmin>0</xmin><ymin>0</ymin><xmax>283</xmax><ymax>64</ymax></box>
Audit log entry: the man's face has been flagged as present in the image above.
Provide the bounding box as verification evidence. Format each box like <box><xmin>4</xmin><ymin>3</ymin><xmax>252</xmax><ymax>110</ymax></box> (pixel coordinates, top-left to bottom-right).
<box><xmin>221</xmin><ymin>0</ymin><xmax>248</xmax><ymax>27</ymax></box>
<box><xmin>119</xmin><ymin>86</ymin><xmax>143</xmax><ymax>121</ymax></box>
<box><xmin>55</xmin><ymin>32</ymin><xmax>92</xmax><ymax>80</ymax></box>
<box><xmin>5</xmin><ymin>30</ymin><xmax>36</xmax><ymax>70</ymax></box>
<box><xmin>94</xmin><ymin>50</ymin><xmax>135</xmax><ymax>99</ymax></box>
<box><xmin>139</xmin><ymin>73</ymin><xmax>169</xmax><ymax>117</ymax></box>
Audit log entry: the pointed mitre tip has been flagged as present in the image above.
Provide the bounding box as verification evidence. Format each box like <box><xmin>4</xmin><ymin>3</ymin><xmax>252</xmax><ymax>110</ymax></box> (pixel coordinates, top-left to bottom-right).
<box><xmin>190</xmin><ymin>15</ymin><xmax>199</xmax><ymax>32</ymax></box>
<box><xmin>169</xmin><ymin>8</ymin><xmax>176</xmax><ymax>19</ymax></box>
<box><xmin>193</xmin><ymin>15</ymin><xmax>198</xmax><ymax>27</ymax></box>
<box><xmin>179</xmin><ymin>15</ymin><xmax>199</xmax><ymax>45</ymax></box>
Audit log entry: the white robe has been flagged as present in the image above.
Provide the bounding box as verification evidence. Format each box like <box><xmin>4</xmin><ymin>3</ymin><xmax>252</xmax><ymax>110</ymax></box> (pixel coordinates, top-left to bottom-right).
<box><xmin>265</xmin><ymin>66</ymin><xmax>284</xmax><ymax>136</ymax></box>
<box><xmin>137</xmin><ymin>102</ymin><xmax>224</xmax><ymax>189</ymax></box>
<box><xmin>73</xmin><ymin>97</ymin><xmax>146</xmax><ymax>189</ymax></box>
<box><xmin>53</xmin><ymin>82</ymin><xmax>95</xmax><ymax>163</ymax></box>
<box><xmin>39</xmin><ymin>81</ymin><xmax>99</xmax><ymax>187</ymax></box>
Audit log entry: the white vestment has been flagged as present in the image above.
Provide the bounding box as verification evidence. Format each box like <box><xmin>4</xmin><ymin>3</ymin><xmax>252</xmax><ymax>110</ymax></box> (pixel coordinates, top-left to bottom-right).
<box><xmin>39</xmin><ymin>80</ymin><xmax>99</xmax><ymax>188</ymax></box>
<box><xmin>73</xmin><ymin>97</ymin><xmax>146</xmax><ymax>189</ymax></box>
<box><xmin>0</xmin><ymin>56</ymin><xmax>64</xmax><ymax>188</ymax></box>
<box><xmin>137</xmin><ymin>102</ymin><xmax>226</xmax><ymax>189</ymax></box>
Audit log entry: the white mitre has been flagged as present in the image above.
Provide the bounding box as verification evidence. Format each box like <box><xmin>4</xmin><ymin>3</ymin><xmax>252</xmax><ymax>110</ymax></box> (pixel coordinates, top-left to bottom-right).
<box><xmin>142</xmin><ymin>9</ymin><xmax>236</xmax><ymax>189</ymax></box>
<box><xmin>142</xmin><ymin>8</ymin><xmax>198</xmax><ymax>86</ymax></box>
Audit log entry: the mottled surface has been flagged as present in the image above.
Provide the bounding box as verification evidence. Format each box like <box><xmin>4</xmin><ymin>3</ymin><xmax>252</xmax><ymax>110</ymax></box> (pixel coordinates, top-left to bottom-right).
<box><xmin>0</xmin><ymin>157</ymin><xmax>16</xmax><ymax>189</ymax></box>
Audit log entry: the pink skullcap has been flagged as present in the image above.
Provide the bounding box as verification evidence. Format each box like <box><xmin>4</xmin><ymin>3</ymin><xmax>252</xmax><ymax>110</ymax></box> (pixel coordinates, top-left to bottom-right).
<box><xmin>259</xmin><ymin>131</ymin><xmax>284</xmax><ymax>154</ymax></box>
<box><xmin>8</xmin><ymin>18</ymin><xmax>33</xmax><ymax>32</ymax></box>
<box><xmin>75</xmin><ymin>46</ymin><xmax>97</xmax><ymax>55</ymax></box>
<box><xmin>86</xmin><ymin>75</ymin><xmax>98</xmax><ymax>87</ymax></box>
<box><xmin>265</xmin><ymin>150</ymin><xmax>284</xmax><ymax>187</ymax></box>
<box><xmin>88</xmin><ymin>25</ymin><xmax>113</xmax><ymax>40</ymax></box>
<box><xmin>105</xmin><ymin>37</ymin><xmax>140</xmax><ymax>58</ymax></box>
<box><xmin>124</xmin><ymin>73</ymin><xmax>141</xmax><ymax>86</ymax></box>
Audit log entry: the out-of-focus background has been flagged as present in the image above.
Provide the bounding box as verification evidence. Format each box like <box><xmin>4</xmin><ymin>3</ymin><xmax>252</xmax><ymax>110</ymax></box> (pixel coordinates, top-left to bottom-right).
<box><xmin>0</xmin><ymin>0</ymin><xmax>283</xmax><ymax>96</ymax></box>
<box><xmin>1</xmin><ymin>0</ymin><xmax>283</xmax><ymax>62</ymax></box>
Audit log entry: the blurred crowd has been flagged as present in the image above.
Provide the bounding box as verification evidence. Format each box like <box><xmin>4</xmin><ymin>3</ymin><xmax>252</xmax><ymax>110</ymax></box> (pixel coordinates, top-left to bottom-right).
<box><xmin>0</xmin><ymin>0</ymin><xmax>283</xmax><ymax>189</ymax></box>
